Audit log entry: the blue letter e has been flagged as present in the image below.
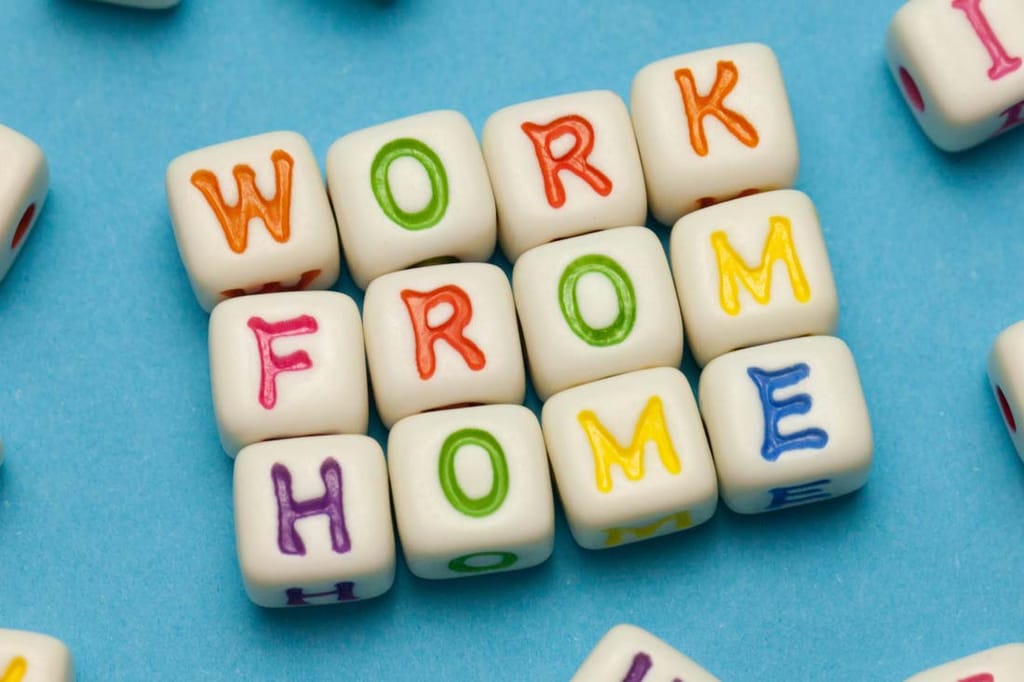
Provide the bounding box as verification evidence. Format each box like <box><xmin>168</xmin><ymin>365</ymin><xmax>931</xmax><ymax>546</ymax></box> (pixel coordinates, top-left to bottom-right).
<box><xmin>747</xmin><ymin>363</ymin><xmax>829</xmax><ymax>462</ymax></box>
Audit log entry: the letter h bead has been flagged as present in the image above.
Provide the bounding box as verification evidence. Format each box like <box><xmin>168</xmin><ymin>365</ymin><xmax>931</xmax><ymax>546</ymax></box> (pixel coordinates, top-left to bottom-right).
<box><xmin>233</xmin><ymin>435</ymin><xmax>395</xmax><ymax>608</ymax></box>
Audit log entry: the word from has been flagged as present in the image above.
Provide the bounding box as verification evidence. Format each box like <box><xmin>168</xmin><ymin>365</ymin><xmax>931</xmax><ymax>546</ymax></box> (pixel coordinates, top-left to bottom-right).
<box><xmin>712</xmin><ymin>215</ymin><xmax>810</xmax><ymax>316</ymax></box>
<box><xmin>951</xmin><ymin>0</ymin><xmax>1021</xmax><ymax>81</ymax></box>
<box><xmin>559</xmin><ymin>254</ymin><xmax>637</xmax><ymax>347</ymax></box>
<box><xmin>438</xmin><ymin>428</ymin><xmax>509</xmax><ymax>517</ymax></box>
<box><xmin>522</xmin><ymin>115</ymin><xmax>612</xmax><ymax>209</ymax></box>
<box><xmin>285</xmin><ymin>581</ymin><xmax>357</xmax><ymax>606</ymax></box>
<box><xmin>371</xmin><ymin>138</ymin><xmax>449</xmax><ymax>231</ymax></box>
<box><xmin>578</xmin><ymin>396</ymin><xmax>681</xmax><ymax>493</ymax></box>
<box><xmin>248</xmin><ymin>314</ymin><xmax>318</xmax><ymax>409</ymax></box>
<box><xmin>191</xmin><ymin>149</ymin><xmax>294</xmax><ymax>254</ymax></box>
<box><xmin>622</xmin><ymin>652</ymin><xmax>682</xmax><ymax>682</ymax></box>
<box><xmin>603</xmin><ymin>511</ymin><xmax>693</xmax><ymax>547</ymax></box>
<box><xmin>748</xmin><ymin>363</ymin><xmax>829</xmax><ymax>462</ymax></box>
<box><xmin>272</xmin><ymin>457</ymin><xmax>350</xmax><ymax>555</ymax></box>
<box><xmin>401</xmin><ymin>285</ymin><xmax>486</xmax><ymax>380</ymax></box>
<box><xmin>675</xmin><ymin>60</ymin><xmax>759</xmax><ymax>157</ymax></box>
<box><xmin>767</xmin><ymin>479</ymin><xmax>832</xmax><ymax>510</ymax></box>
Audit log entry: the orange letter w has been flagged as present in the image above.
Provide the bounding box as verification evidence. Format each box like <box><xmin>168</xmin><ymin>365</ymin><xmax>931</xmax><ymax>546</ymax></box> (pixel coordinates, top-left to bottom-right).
<box><xmin>190</xmin><ymin>149</ymin><xmax>294</xmax><ymax>254</ymax></box>
<box><xmin>674</xmin><ymin>61</ymin><xmax>760</xmax><ymax>157</ymax></box>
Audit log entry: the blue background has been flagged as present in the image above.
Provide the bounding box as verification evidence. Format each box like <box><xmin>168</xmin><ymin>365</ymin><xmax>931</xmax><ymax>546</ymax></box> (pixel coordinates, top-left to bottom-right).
<box><xmin>1</xmin><ymin>0</ymin><xmax>1022</xmax><ymax>679</ymax></box>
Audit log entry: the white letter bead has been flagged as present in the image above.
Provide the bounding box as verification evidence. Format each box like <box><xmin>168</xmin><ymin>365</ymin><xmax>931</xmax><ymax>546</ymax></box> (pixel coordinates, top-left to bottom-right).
<box><xmin>905</xmin><ymin>643</ymin><xmax>1024</xmax><ymax>681</ymax></box>
<box><xmin>0</xmin><ymin>124</ymin><xmax>47</xmax><ymax>285</ymax></box>
<box><xmin>325</xmin><ymin>110</ymin><xmax>496</xmax><ymax>289</ymax></box>
<box><xmin>387</xmin><ymin>404</ymin><xmax>554</xmax><ymax>580</ymax></box>
<box><xmin>513</xmin><ymin>226</ymin><xmax>684</xmax><ymax>400</ymax></box>
<box><xmin>887</xmin><ymin>0</ymin><xmax>1024</xmax><ymax>151</ymax></box>
<box><xmin>631</xmin><ymin>43</ymin><xmax>799</xmax><ymax>226</ymax></box>
<box><xmin>571</xmin><ymin>624</ymin><xmax>720</xmax><ymax>682</ymax></box>
<box><xmin>482</xmin><ymin>90</ymin><xmax>647</xmax><ymax>261</ymax></box>
<box><xmin>209</xmin><ymin>291</ymin><xmax>368</xmax><ymax>457</ymax></box>
<box><xmin>987</xmin><ymin>321</ymin><xmax>1024</xmax><ymax>462</ymax></box>
<box><xmin>362</xmin><ymin>262</ymin><xmax>525</xmax><ymax>428</ymax></box>
<box><xmin>541</xmin><ymin>367</ymin><xmax>717</xmax><ymax>550</ymax></box>
<box><xmin>0</xmin><ymin>629</ymin><xmax>74</xmax><ymax>682</ymax></box>
<box><xmin>233</xmin><ymin>435</ymin><xmax>395</xmax><ymax>608</ymax></box>
<box><xmin>670</xmin><ymin>189</ymin><xmax>838</xmax><ymax>367</ymax></box>
<box><xmin>699</xmin><ymin>336</ymin><xmax>873</xmax><ymax>514</ymax></box>
<box><xmin>166</xmin><ymin>131</ymin><xmax>340</xmax><ymax>311</ymax></box>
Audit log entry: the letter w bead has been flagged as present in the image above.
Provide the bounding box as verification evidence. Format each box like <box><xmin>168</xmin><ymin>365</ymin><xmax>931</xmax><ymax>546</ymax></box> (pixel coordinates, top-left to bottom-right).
<box><xmin>190</xmin><ymin>149</ymin><xmax>294</xmax><ymax>254</ymax></box>
<box><xmin>272</xmin><ymin>457</ymin><xmax>350</xmax><ymax>556</ymax></box>
<box><xmin>675</xmin><ymin>61</ymin><xmax>760</xmax><ymax>157</ymax></box>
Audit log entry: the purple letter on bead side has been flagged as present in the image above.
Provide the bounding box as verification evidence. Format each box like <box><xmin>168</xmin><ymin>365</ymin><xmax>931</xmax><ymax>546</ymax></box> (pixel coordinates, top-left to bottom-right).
<box><xmin>285</xmin><ymin>582</ymin><xmax>358</xmax><ymax>606</ymax></box>
<box><xmin>622</xmin><ymin>653</ymin><xmax>683</xmax><ymax>682</ymax></box>
<box><xmin>272</xmin><ymin>457</ymin><xmax>350</xmax><ymax>556</ymax></box>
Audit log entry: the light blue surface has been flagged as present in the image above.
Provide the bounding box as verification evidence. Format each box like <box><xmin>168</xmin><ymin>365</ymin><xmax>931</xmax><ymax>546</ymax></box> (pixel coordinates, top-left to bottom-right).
<box><xmin>1</xmin><ymin>1</ymin><xmax>1023</xmax><ymax>679</ymax></box>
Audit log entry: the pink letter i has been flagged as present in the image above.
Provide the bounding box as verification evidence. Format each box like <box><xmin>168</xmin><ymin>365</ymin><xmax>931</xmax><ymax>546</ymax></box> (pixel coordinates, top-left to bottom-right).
<box><xmin>951</xmin><ymin>0</ymin><xmax>1022</xmax><ymax>81</ymax></box>
<box><xmin>247</xmin><ymin>314</ymin><xmax>319</xmax><ymax>409</ymax></box>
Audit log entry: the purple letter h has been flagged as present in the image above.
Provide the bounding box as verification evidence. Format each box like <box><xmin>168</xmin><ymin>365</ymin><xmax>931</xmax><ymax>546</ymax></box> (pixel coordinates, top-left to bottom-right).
<box><xmin>272</xmin><ymin>457</ymin><xmax>350</xmax><ymax>556</ymax></box>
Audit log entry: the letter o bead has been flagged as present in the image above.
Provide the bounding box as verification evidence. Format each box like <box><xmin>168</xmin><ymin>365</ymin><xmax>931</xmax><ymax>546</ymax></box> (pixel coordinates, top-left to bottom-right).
<box><xmin>233</xmin><ymin>435</ymin><xmax>395</xmax><ymax>607</ymax></box>
<box><xmin>387</xmin><ymin>405</ymin><xmax>554</xmax><ymax>580</ymax></box>
<box><xmin>326</xmin><ymin>110</ymin><xmax>497</xmax><ymax>288</ymax></box>
<box><xmin>541</xmin><ymin>367</ymin><xmax>717</xmax><ymax>550</ymax></box>
<box><xmin>698</xmin><ymin>336</ymin><xmax>873</xmax><ymax>514</ymax></box>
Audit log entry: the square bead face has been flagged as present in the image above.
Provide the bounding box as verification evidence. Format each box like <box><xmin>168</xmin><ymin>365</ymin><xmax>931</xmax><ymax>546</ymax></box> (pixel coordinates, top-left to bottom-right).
<box><xmin>541</xmin><ymin>367</ymin><xmax>717</xmax><ymax>550</ymax></box>
<box><xmin>233</xmin><ymin>435</ymin><xmax>395</xmax><ymax>608</ymax></box>
<box><xmin>987</xmin><ymin>321</ymin><xmax>1024</xmax><ymax>462</ymax></box>
<box><xmin>0</xmin><ymin>125</ymin><xmax>48</xmax><ymax>284</ymax></box>
<box><xmin>513</xmin><ymin>226</ymin><xmax>684</xmax><ymax>400</ymax></box>
<box><xmin>887</xmin><ymin>0</ymin><xmax>1024</xmax><ymax>151</ymax></box>
<box><xmin>387</xmin><ymin>404</ymin><xmax>554</xmax><ymax>580</ymax></box>
<box><xmin>905</xmin><ymin>643</ymin><xmax>1024</xmax><ymax>682</ymax></box>
<box><xmin>326</xmin><ymin>110</ymin><xmax>497</xmax><ymax>288</ymax></box>
<box><xmin>482</xmin><ymin>90</ymin><xmax>647</xmax><ymax>260</ymax></box>
<box><xmin>166</xmin><ymin>131</ymin><xmax>340</xmax><ymax>311</ymax></box>
<box><xmin>670</xmin><ymin>190</ymin><xmax>838</xmax><ymax>367</ymax></box>
<box><xmin>0</xmin><ymin>629</ymin><xmax>74</xmax><ymax>682</ymax></box>
<box><xmin>698</xmin><ymin>336</ymin><xmax>873</xmax><ymax>514</ymax></box>
<box><xmin>631</xmin><ymin>43</ymin><xmax>800</xmax><ymax>225</ymax></box>
<box><xmin>362</xmin><ymin>262</ymin><xmax>526</xmax><ymax>427</ymax></box>
<box><xmin>208</xmin><ymin>291</ymin><xmax>368</xmax><ymax>457</ymax></box>
<box><xmin>571</xmin><ymin>625</ymin><xmax>720</xmax><ymax>682</ymax></box>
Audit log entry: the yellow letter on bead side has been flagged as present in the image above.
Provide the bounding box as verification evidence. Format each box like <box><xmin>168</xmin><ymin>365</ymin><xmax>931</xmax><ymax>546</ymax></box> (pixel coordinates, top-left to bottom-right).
<box><xmin>603</xmin><ymin>511</ymin><xmax>693</xmax><ymax>547</ymax></box>
<box><xmin>577</xmin><ymin>396</ymin><xmax>681</xmax><ymax>494</ymax></box>
<box><xmin>711</xmin><ymin>215</ymin><xmax>811</xmax><ymax>316</ymax></box>
<box><xmin>1</xmin><ymin>657</ymin><xmax>27</xmax><ymax>682</ymax></box>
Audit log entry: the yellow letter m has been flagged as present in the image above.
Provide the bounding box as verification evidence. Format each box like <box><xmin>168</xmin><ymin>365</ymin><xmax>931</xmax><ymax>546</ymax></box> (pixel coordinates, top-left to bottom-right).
<box><xmin>577</xmin><ymin>396</ymin><xmax>681</xmax><ymax>494</ymax></box>
<box><xmin>711</xmin><ymin>215</ymin><xmax>811</xmax><ymax>316</ymax></box>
